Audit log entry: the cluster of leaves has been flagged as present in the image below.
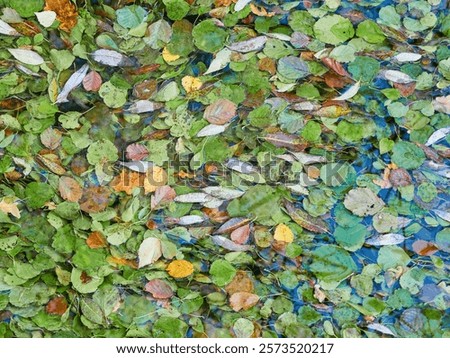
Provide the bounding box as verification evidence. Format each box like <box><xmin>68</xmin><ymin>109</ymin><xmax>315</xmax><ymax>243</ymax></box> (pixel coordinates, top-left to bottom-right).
<box><xmin>0</xmin><ymin>0</ymin><xmax>449</xmax><ymax>338</ymax></box>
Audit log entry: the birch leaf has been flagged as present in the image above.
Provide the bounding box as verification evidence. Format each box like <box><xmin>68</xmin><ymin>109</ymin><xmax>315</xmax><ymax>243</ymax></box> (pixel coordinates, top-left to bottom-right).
<box><xmin>56</xmin><ymin>64</ymin><xmax>89</xmax><ymax>103</ymax></box>
<box><xmin>138</xmin><ymin>237</ymin><xmax>162</xmax><ymax>268</ymax></box>
<box><xmin>383</xmin><ymin>70</ymin><xmax>414</xmax><ymax>84</ymax></box>
<box><xmin>0</xmin><ymin>19</ymin><xmax>20</xmax><ymax>36</ymax></box>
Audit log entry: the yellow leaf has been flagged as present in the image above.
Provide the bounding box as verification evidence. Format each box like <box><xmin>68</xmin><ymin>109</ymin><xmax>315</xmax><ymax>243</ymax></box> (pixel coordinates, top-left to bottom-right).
<box><xmin>181</xmin><ymin>76</ymin><xmax>202</xmax><ymax>93</ymax></box>
<box><xmin>111</xmin><ymin>167</ymin><xmax>167</xmax><ymax>195</ymax></box>
<box><xmin>0</xmin><ymin>198</ymin><xmax>20</xmax><ymax>218</ymax></box>
<box><xmin>162</xmin><ymin>47</ymin><xmax>180</xmax><ymax>63</ymax></box>
<box><xmin>166</xmin><ymin>259</ymin><xmax>194</xmax><ymax>278</ymax></box>
<box><xmin>274</xmin><ymin>223</ymin><xmax>294</xmax><ymax>243</ymax></box>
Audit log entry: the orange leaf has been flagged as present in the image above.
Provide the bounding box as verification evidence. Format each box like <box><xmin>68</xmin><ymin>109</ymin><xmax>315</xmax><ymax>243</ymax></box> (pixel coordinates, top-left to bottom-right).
<box><xmin>111</xmin><ymin>167</ymin><xmax>167</xmax><ymax>195</ymax></box>
<box><xmin>204</xmin><ymin>99</ymin><xmax>237</xmax><ymax>125</ymax></box>
<box><xmin>107</xmin><ymin>256</ymin><xmax>138</xmax><ymax>269</ymax></box>
<box><xmin>86</xmin><ymin>231</ymin><xmax>107</xmax><ymax>249</ymax></box>
<box><xmin>229</xmin><ymin>292</ymin><xmax>259</xmax><ymax>312</ymax></box>
<box><xmin>412</xmin><ymin>240</ymin><xmax>439</xmax><ymax>256</ymax></box>
<box><xmin>59</xmin><ymin>176</ymin><xmax>82</xmax><ymax>203</ymax></box>
<box><xmin>166</xmin><ymin>259</ymin><xmax>194</xmax><ymax>278</ymax></box>
<box><xmin>225</xmin><ymin>271</ymin><xmax>254</xmax><ymax>295</ymax></box>
<box><xmin>44</xmin><ymin>0</ymin><xmax>78</xmax><ymax>32</ymax></box>
<box><xmin>46</xmin><ymin>296</ymin><xmax>68</xmax><ymax>315</ymax></box>
<box><xmin>230</xmin><ymin>224</ymin><xmax>250</xmax><ymax>244</ymax></box>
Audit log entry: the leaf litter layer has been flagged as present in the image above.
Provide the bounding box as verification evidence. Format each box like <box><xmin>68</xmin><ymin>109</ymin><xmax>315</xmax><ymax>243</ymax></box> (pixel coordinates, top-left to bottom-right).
<box><xmin>0</xmin><ymin>0</ymin><xmax>449</xmax><ymax>338</ymax></box>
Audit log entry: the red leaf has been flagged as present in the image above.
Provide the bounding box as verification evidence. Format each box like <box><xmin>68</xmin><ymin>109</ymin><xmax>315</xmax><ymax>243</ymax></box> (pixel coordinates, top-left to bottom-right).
<box><xmin>125</xmin><ymin>143</ymin><xmax>149</xmax><ymax>161</ymax></box>
<box><xmin>151</xmin><ymin>185</ymin><xmax>176</xmax><ymax>210</ymax></box>
<box><xmin>82</xmin><ymin>70</ymin><xmax>102</xmax><ymax>92</ymax></box>
<box><xmin>230</xmin><ymin>224</ymin><xmax>251</xmax><ymax>244</ymax></box>
<box><xmin>204</xmin><ymin>99</ymin><xmax>237</xmax><ymax>124</ymax></box>
<box><xmin>144</xmin><ymin>279</ymin><xmax>173</xmax><ymax>299</ymax></box>
<box><xmin>46</xmin><ymin>296</ymin><xmax>68</xmax><ymax>316</ymax></box>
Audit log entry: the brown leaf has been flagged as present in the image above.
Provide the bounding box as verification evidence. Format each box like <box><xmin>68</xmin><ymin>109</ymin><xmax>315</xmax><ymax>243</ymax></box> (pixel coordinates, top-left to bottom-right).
<box><xmin>133</xmin><ymin>79</ymin><xmax>158</xmax><ymax>100</ymax></box>
<box><xmin>229</xmin><ymin>292</ymin><xmax>259</xmax><ymax>312</ymax></box>
<box><xmin>151</xmin><ymin>185</ymin><xmax>176</xmax><ymax>210</ymax></box>
<box><xmin>44</xmin><ymin>0</ymin><xmax>78</xmax><ymax>32</ymax></box>
<box><xmin>388</xmin><ymin>168</ymin><xmax>412</xmax><ymax>188</ymax></box>
<box><xmin>126</xmin><ymin>143</ymin><xmax>149</xmax><ymax>161</ymax></box>
<box><xmin>86</xmin><ymin>231</ymin><xmax>107</xmax><ymax>249</ymax></box>
<box><xmin>263</xmin><ymin>132</ymin><xmax>307</xmax><ymax>151</ymax></box>
<box><xmin>230</xmin><ymin>224</ymin><xmax>251</xmax><ymax>244</ymax></box>
<box><xmin>107</xmin><ymin>256</ymin><xmax>138</xmax><ymax>269</ymax></box>
<box><xmin>0</xmin><ymin>198</ymin><xmax>20</xmax><ymax>218</ymax></box>
<box><xmin>204</xmin><ymin>99</ymin><xmax>237</xmax><ymax>124</ymax></box>
<box><xmin>79</xmin><ymin>186</ymin><xmax>111</xmax><ymax>213</ymax></box>
<box><xmin>144</xmin><ymin>279</ymin><xmax>173</xmax><ymax>299</ymax></box>
<box><xmin>394</xmin><ymin>82</ymin><xmax>416</xmax><ymax>97</ymax></box>
<box><xmin>59</xmin><ymin>176</ymin><xmax>82</xmax><ymax>203</ymax></box>
<box><xmin>70</xmin><ymin>155</ymin><xmax>89</xmax><ymax>176</ymax></box>
<box><xmin>110</xmin><ymin>168</ymin><xmax>167</xmax><ymax>195</ymax></box>
<box><xmin>324</xmin><ymin>72</ymin><xmax>353</xmax><ymax>89</ymax></box>
<box><xmin>82</xmin><ymin>70</ymin><xmax>102</xmax><ymax>92</ymax></box>
<box><xmin>46</xmin><ymin>296</ymin><xmax>68</xmax><ymax>316</ymax></box>
<box><xmin>36</xmin><ymin>153</ymin><xmax>66</xmax><ymax>175</ymax></box>
<box><xmin>284</xmin><ymin>201</ymin><xmax>330</xmax><ymax>233</ymax></box>
<box><xmin>412</xmin><ymin>240</ymin><xmax>439</xmax><ymax>256</ymax></box>
<box><xmin>321</xmin><ymin>57</ymin><xmax>350</xmax><ymax>77</ymax></box>
<box><xmin>225</xmin><ymin>271</ymin><xmax>254</xmax><ymax>295</ymax></box>
<box><xmin>40</xmin><ymin>127</ymin><xmax>62</xmax><ymax>150</ymax></box>
<box><xmin>215</xmin><ymin>217</ymin><xmax>250</xmax><ymax>234</ymax></box>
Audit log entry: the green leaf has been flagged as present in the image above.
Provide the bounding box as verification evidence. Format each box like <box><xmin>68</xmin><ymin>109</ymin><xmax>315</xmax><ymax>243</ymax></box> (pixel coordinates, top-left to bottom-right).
<box><xmin>313</xmin><ymin>15</ymin><xmax>354</xmax><ymax>45</ymax></box>
<box><xmin>86</xmin><ymin>139</ymin><xmax>119</xmax><ymax>165</ymax></box>
<box><xmin>153</xmin><ymin>316</ymin><xmax>188</xmax><ymax>338</ymax></box>
<box><xmin>116</xmin><ymin>5</ymin><xmax>147</xmax><ymax>29</ymax></box>
<box><xmin>25</xmin><ymin>182</ymin><xmax>54</xmax><ymax>209</ymax></box>
<box><xmin>391</xmin><ymin>141</ymin><xmax>425</xmax><ymax>170</ymax></box>
<box><xmin>334</xmin><ymin>223</ymin><xmax>366</xmax><ymax>251</ymax></box>
<box><xmin>377</xmin><ymin>246</ymin><xmax>411</xmax><ymax>270</ymax></box>
<box><xmin>192</xmin><ymin>20</ymin><xmax>227</xmax><ymax>53</ymax></box>
<box><xmin>164</xmin><ymin>0</ymin><xmax>190</xmax><ymax>21</ymax></box>
<box><xmin>348</xmin><ymin>56</ymin><xmax>380</xmax><ymax>83</ymax></box>
<box><xmin>356</xmin><ymin>20</ymin><xmax>386</xmax><ymax>44</ymax></box>
<box><xmin>99</xmin><ymin>81</ymin><xmax>128</xmax><ymax>108</ymax></box>
<box><xmin>209</xmin><ymin>259</ymin><xmax>237</xmax><ymax>286</ymax></box>
<box><xmin>308</xmin><ymin>245</ymin><xmax>357</xmax><ymax>289</ymax></box>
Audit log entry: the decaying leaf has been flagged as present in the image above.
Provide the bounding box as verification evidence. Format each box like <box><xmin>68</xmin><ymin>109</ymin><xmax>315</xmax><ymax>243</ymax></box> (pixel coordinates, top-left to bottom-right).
<box><xmin>284</xmin><ymin>201</ymin><xmax>329</xmax><ymax>234</ymax></box>
<box><xmin>138</xmin><ymin>237</ymin><xmax>162</xmax><ymax>268</ymax></box>
<box><xmin>58</xmin><ymin>176</ymin><xmax>82</xmax><ymax>203</ymax></box>
<box><xmin>151</xmin><ymin>185</ymin><xmax>176</xmax><ymax>210</ymax></box>
<box><xmin>274</xmin><ymin>223</ymin><xmax>294</xmax><ymax>243</ymax></box>
<box><xmin>229</xmin><ymin>292</ymin><xmax>259</xmax><ymax>312</ymax></box>
<box><xmin>212</xmin><ymin>235</ymin><xmax>252</xmax><ymax>251</ymax></box>
<box><xmin>125</xmin><ymin>143</ymin><xmax>149</xmax><ymax>161</ymax></box>
<box><xmin>86</xmin><ymin>231</ymin><xmax>108</xmax><ymax>249</ymax></box>
<box><xmin>44</xmin><ymin>0</ymin><xmax>78</xmax><ymax>32</ymax></box>
<box><xmin>343</xmin><ymin>188</ymin><xmax>385</xmax><ymax>217</ymax></box>
<box><xmin>144</xmin><ymin>279</ymin><xmax>173</xmax><ymax>299</ymax></box>
<box><xmin>0</xmin><ymin>198</ymin><xmax>20</xmax><ymax>218</ymax></box>
<box><xmin>366</xmin><ymin>234</ymin><xmax>408</xmax><ymax>246</ymax></box>
<box><xmin>204</xmin><ymin>99</ymin><xmax>237</xmax><ymax>124</ymax></box>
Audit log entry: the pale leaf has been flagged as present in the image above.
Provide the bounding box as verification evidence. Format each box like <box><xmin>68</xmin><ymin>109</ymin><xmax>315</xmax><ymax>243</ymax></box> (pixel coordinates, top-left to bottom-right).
<box><xmin>227</xmin><ymin>36</ymin><xmax>267</xmax><ymax>53</ymax></box>
<box><xmin>138</xmin><ymin>237</ymin><xmax>162</xmax><ymax>268</ymax></box>
<box><xmin>8</xmin><ymin>48</ymin><xmax>44</xmax><ymax>65</ymax></box>
<box><xmin>333</xmin><ymin>81</ymin><xmax>360</xmax><ymax>101</ymax></box>
<box><xmin>35</xmin><ymin>11</ymin><xmax>56</xmax><ymax>28</ymax></box>
<box><xmin>204</xmin><ymin>48</ymin><xmax>232</xmax><ymax>75</ymax></box>
<box><xmin>197</xmin><ymin>124</ymin><xmax>228</xmax><ymax>137</ymax></box>
<box><xmin>0</xmin><ymin>19</ymin><xmax>19</xmax><ymax>36</ymax></box>
<box><xmin>56</xmin><ymin>64</ymin><xmax>89</xmax><ymax>103</ymax></box>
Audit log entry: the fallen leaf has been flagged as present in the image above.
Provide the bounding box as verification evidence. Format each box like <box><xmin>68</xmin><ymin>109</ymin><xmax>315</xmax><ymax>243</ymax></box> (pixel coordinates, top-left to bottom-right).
<box><xmin>230</xmin><ymin>224</ymin><xmax>250</xmax><ymax>244</ymax></box>
<box><xmin>227</xmin><ymin>36</ymin><xmax>267</xmax><ymax>53</ymax></box>
<box><xmin>383</xmin><ymin>70</ymin><xmax>414</xmax><ymax>84</ymax></box>
<box><xmin>321</xmin><ymin>57</ymin><xmax>350</xmax><ymax>77</ymax></box>
<box><xmin>333</xmin><ymin>81</ymin><xmax>360</xmax><ymax>101</ymax></box>
<box><xmin>212</xmin><ymin>235</ymin><xmax>252</xmax><ymax>251</ymax></box>
<box><xmin>151</xmin><ymin>185</ymin><xmax>176</xmax><ymax>209</ymax></box>
<box><xmin>204</xmin><ymin>99</ymin><xmax>237</xmax><ymax>124</ymax></box>
<box><xmin>128</xmin><ymin>100</ymin><xmax>163</xmax><ymax>114</ymax></box>
<box><xmin>40</xmin><ymin>128</ymin><xmax>62</xmax><ymax>150</ymax></box>
<box><xmin>425</xmin><ymin>126</ymin><xmax>450</xmax><ymax>146</ymax></box>
<box><xmin>125</xmin><ymin>143</ymin><xmax>149</xmax><ymax>161</ymax></box>
<box><xmin>235</xmin><ymin>0</ymin><xmax>252</xmax><ymax>11</ymax></box>
<box><xmin>204</xmin><ymin>48</ymin><xmax>232</xmax><ymax>74</ymax></box>
<box><xmin>197</xmin><ymin>124</ymin><xmax>229</xmax><ymax>137</ymax></box>
<box><xmin>366</xmin><ymin>234</ymin><xmax>407</xmax><ymax>246</ymax></box>
<box><xmin>138</xmin><ymin>237</ymin><xmax>162</xmax><ymax>268</ymax></box>
<box><xmin>8</xmin><ymin>48</ymin><xmax>44</xmax><ymax>65</ymax></box>
<box><xmin>35</xmin><ymin>11</ymin><xmax>56</xmax><ymax>28</ymax></box>
<box><xmin>412</xmin><ymin>240</ymin><xmax>439</xmax><ymax>256</ymax></box>
<box><xmin>86</xmin><ymin>231</ymin><xmax>107</xmax><ymax>249</ymax></box>
<box><xmin>111</xmin><ymin>167</ymin><xmax>167</xmax><ymax>194</ymax></box>
<box><xmin>56</xmin><ymin>64</ymin><xmax>89</xmax><ymax>103</ymax></box>
<box><xmin>107</xmin><ymin>256</ymin><xmax>138</xmax><ymax>269</ymax></box>
<box><xmin>162</xmin><ymin>47</ymin><xmax>180</xmax><ymax>62</ymax></box>
<box><xmin>166</xmin><ymin>259</ymin><xmax>194</xmax><ymax>278</ymax></box>
<box><xmin>343</xmin><ymin>188</ymin><xmax>385</xmax><ymax>217</ymax></box>
<box><xmin>44</xmin><ymin>0</ymin><xmax>78</xmax><ymax>32</ymax></box>
<box><xmin>284</xmin><ymin>201</ymin><xmax>330</xmax><ymax>233</ymax></box>
<box><xmin>182</xmin><ymin>76</ymin><xmax>202</xmax><ymax>93</ymax></box>
<box><xmin>274</xmin><ymin>223</ymin><xmax>294</xmax><ymax>243</ymax></box>
<box><xmin>388</xmin><ymin>168</ymin><xmax>412</xmax><ymax>187</ymax></box>
<box><xmin>82</xmin><ymin>70</ymin><xmax>102</xmax><ymax>92</ymax></box>
<box><xmin>0</xmin><ymin>19</ymin><xmax>20</xmax><ymax>36</ymax></box>
<box><xmin>46</xmin><ymin>297</ymin><xmax>68</xmax><ymax>316</ymax></box>
<box><xmin>79</xmin><ymin>186</ymin><xmax>111</xmax><ymax>213</ymax></box>
<box><xmin>215</xmin><ymin>217</ymin><xmax>250</xmax><ymax>234</ymax></box>
<box><xmin>58</xmin><ymin>176</ymin><xmax>82</xmax><ymax>203</ymax></box>
<box><xmin>229</xmin><ymin>292</ymin><xmax>259</xmax><ymax>311</ymax></box>
<box><xmin>118</xmin><ymin>161</ymin><xmax>153</xmax><ymax>173</ymax></box>
<box><xmin>174</xmin><ymin>192</ymin><xmax>210</xmax><ymax>203</ymax></box>
<box><xmin>0</xmin><ymin>198</ymin><xmax>20</xmax><ymax>218</ymax></box>
<box><xmin>144</xmin><ymin>279</ymin><xmax>173</xmax><ymax>299</ymax></box>
<box><xmin>91</xmin><ymin>49</ymin><xmax>127</xmax><ymax>67</ymax></box>
<box><xmin>393</xmin><ymin>53</ymin><xmax>421</xmax><ymax>62</ymax></box>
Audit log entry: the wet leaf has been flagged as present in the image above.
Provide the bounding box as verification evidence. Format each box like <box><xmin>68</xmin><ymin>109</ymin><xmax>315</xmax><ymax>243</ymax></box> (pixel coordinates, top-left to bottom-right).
<box><xmin>144</xmin><ymin>279</ymin><xmax>173</xmax><ymax>299</ymax></box>
<box><xmin>8</xmin><ymin>48</ymin><xmax>44</xmax><ymax>65</ymax></box>
<box><xmin>58</xmin><ymin>176</ymin><xmax>82</xmax><ymax>203</ymax></box>
<box><xmin>229</xmin><ymin>292</ymin><xmax>259</xmax><ymax>312</ymax></box>
<box><xmin>274</xmin><ymin>223</ymin><xmax>294</xmax><ymax>243</ymax></box>
<box><xmin>166</xmin><ymin>259</ymin><xmax>194</xmax><ymax>278</ymax></box>
<box><xmin>204</xmin><ymin>99</ymin><xmax>237</xmax><ymax>125</ymax></box>
<box><xmin>138</xmin><ymin>237</ymin><xmax>162</xmax><ymax>268</ymax></box>
<box><xmin>343</xmin><ymin>188</ymin><xmax>385</xmax><ymax>217</ymax></box>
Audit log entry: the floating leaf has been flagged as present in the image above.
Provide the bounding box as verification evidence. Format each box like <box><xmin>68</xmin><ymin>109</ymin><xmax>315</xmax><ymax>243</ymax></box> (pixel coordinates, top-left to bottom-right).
<box><xmin>35</xmin><ymin>10</ymin><xmax>56</xmax><ymax>27</ymax></box>
<box><xmin>45</xmin><ymin>297</ymin><xmax>68</xmax><ymax>316</ymax></box>
<box><xmin>82</xmin><ymin>70</ymin><xmax>102</xmax><ymax>92</ymax></box>
<box><xmin>229</xmin><ymin>292</ymin><xmax>259</xmax><ymax>312</ymax></box>
<box><xmin>144</xmin><ymin>279</ymin><xmax>173</xmax><ymax>299</ymax></box>
<box><xmin>343</xmin><ymin>188</ymin><xmax>385</xmax><ymax>217</ymax></box>
<box><xmin>125</xmin><ymin>143</ymin><xmax>149</xmax><ymax>161</ymax></box>
<box><xmin>211</xmin><ymin>235</ymin><xmax>252</xmax><ymax>251</ymax></box>
<box><xmin>228</xmin><ymin>36</ymin><xmax>267</xmax><ymax>53</ymax></box>
<box><xmin>204</xmin><ymin>48</ymin><xmax>232</xmax><ymax>74</ymax></box>
<box><xmin>333</xmin><ymin>81</ymin><xmax>360</xmax><ymax>101</ymax></box>
<box><xmin>0</xmin><ymin>198</ymin><xmax>21</xmax><ymax>218</ymax></box>
<box><xmin>151</xmin><ymin>185</ymin><xmax>176</xmax><ymax>210</ymax></box>
<box><xmin>0</xmin><ymin>19</ymin><xmax>20</xmax><ymax>36</ymax></box>
<box><xmin>366</xmin><ymin>234</ymin><xmax>408</xmax><ymax>246</ymax></box>
<box><xmin>204</xmin><ymin>99</ymin><xmax>237</xmax><ymax>125</ymax></box>
<box><xmin>383</xmin><ymin>70</ymin><xmax>414</xmax><ymax>84</ymax></box>
<box><xmin>284</xmin><ymin>201</ymin><xmax>329</xmax><ymax>233</ymax></box>
<box><xmin>274</xmin><ymin>223</ymin><xmax>294</xmax><ymax>243</ymax></box>
<box><xmin>56</xmin><ymin>64</ymin><xmax>89</xmax><ymax>103</ymax></box>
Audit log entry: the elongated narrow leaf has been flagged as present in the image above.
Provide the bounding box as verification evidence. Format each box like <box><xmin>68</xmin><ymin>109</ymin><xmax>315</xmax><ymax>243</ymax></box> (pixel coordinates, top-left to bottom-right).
<box><xmin>0</xmin><ymin>19</ymin><xmax>19</xmax><ymax>36</ymax></box>
<box><xmin>333</xmin><ymin>81</ymin><xmax>360</xmax><ymax>101</ymax></box>
<box><xmin>56</xmin><ymin>64</ymin><xmax>89</xmax><ymax>103</ymax></box>
<box><xmin>8</xmin><ymin>48</ymin><xmax>44</xmax><ymax>65</ymax></box>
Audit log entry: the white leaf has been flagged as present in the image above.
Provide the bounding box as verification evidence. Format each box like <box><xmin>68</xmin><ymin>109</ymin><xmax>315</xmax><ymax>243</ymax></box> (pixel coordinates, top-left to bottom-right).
<box><xmin>383</xmin><ymin>70</ymin><xmax>414</xmax><ymax>84</ymax></box>
<box><xmin>366</xmin><ymin>234</ymin><xmax>407</xmax><ymax>246</ymax></box>
<box><xmin>202</xmin><ymin>186</ymin><xmax>244</xmax><ymax>200</ymax></box>
<box><xmin>178</xmin><ymin>215</ymin><xmax>205</xmax><ymax>225</ymax></box>
<box><xmin>432</xmin><ymin>95</ymin><xmax>450</xmax><ymax>115</ymax></box>
<box><xmin>393</xmin><ymin>53</ymin><xmax>421</xmax><ymax>62</ymax></box>
<box><xmin>0</xmin><ymin>19</ymin><xmax>19</xmax><ymax>36</ymax></box>
<box><xmin>212</xmin><ymin>235</ymin><xmax>252</xmax><ymax>252</ymax></box>
<box><xmin>367</xmin><ymin>323</ymin><xmax>396</xmax><ymax>336</ymax></box>
<box><xmin>128</xmin><ymin>100</ymin><xmax>163</xmax><ymax>114</ymax></box>
<box><xmin>333</xmin><ymin>81</ymin><xmax>360</xmax><ymax>101</ymax></box>
<box><xmin>226</xmin><ymin>158</ymin><xmax>258</xmax><ymax>174</ymax></box>
<box><xmin>425</xmin><ymin>127</ymin><xmax>450</xmax><ymax>146</ymax></box>
<box><xmin>91</xmin><ymin>49</ymin><xmax>125</xmax><ymax>67</ymax></box>
<box><xmin>197</xmin><ymin>124</ymin><xmax>228</xmax><ymax>137</ymax></box>
<box><xmin>227</xmin><ymin>36</ymin><xmax>267</xmax><ymax>53</ymax></box>
<box><xmin>118</xmin><ymin>160</ymin><xmax>153</xmax><ymax>173</ymax></box>
<box><xmin>343</xmin><ymin>188</ymin><xmax>385</xmax><ymax>217</ymax></box>
<box><xmin>290</xmin><ymin>101</ymin><xmax>319</xmax><ymax>111</ymax></box>
<box><xmin>35</xmin><ymin>11</ymin><xmax>56</xmax><ymax>28</ymax></box>
<box><xmin>434</xmin><ymin>210</ymin><xmax>450</xmax><ymax>222</ymax></box>
<box><xmin>56</xmin><ymin>64</ymin><xmax>89</xmax><ymax>103</ymax></box>
<box><xmin>285</xmin><ymin>184</ymin><xmax>309</xmax><ymax>195</ymax></box>
<box><xmin>138</xmin><ymin>237</ymin><xmax>162</xmax><ymax>268</ymax></box>
<box><xmin>8</xmin><ymin>48</ymin><xmax>44</xmax><ymax>65</ymax></box>
<box><xmin>290</xmin><ymin>152</ymin><xmax>327</xmax><ymax>165</ymax></box>
<box><xmin>15</xmin><ymin>64</ymin><xmax>39</xmax><ymax>77</ymax></box>
<box><xmin>235</xmin><ymin>0</ymin><xmax>252</xmax><ymax>11</ymax></box>
<box><xmin>203</xmin><ymin>198</ymin><xmax>224</xmax><ymax>208</ymax></box>
<box><xmin>174</xmin><ymin>193</ymin><xmax>210</xmax><ymax>203</ymax></box>
<box><xmin>265</xmin><ymin>32</ymin><xmax>291</xmax><ymax>41</ymax></box>
<box><xmin>204</xmin><ymin>48</ymin><xmax>232</xmax><ymax>75</ymax></box>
